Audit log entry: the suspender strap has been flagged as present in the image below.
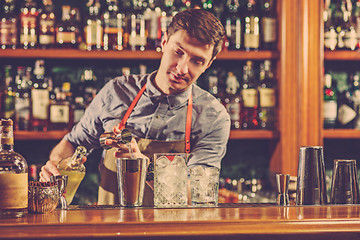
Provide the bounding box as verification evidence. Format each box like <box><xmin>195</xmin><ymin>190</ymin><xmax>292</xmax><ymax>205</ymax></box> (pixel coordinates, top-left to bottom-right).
<box><xmin>118</xmin><ymin>84</ymin><xmax>147</xmax><ymax>130</ymax></box>
<box><xmin>185</xmin><ymin>90</ymin><xmax>192</xmax><ymax>154</ymax></box>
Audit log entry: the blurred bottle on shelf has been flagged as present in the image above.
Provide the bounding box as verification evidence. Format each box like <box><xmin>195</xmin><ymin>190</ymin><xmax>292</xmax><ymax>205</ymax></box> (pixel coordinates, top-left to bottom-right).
<box><xmin>323</xmin><ymin>73</ymin><xmax>338</xmax><ymax>129</ymax></box>
<box><xmin>1</xmin><ymin>66</ymin><xmax>16</xmax><ymax>120</ymax></box>
<box><xmin>355</xmin><ymin>0</ymin><xmax>360</xmax><ymax>49</ymax></box>
<box><xmin>19</xmin><ymin>0</ymin><xmax>38</xmax><ymax>49</ymax></box>
<box><xmin>38</xmin><ymin>0</ymin><xmax>56</xmax><ymax>49</ymax></box>
<box><xmin>48</xmin><ymin>83</ymin><xmax>72</xmax><ymax>130</ymax></box>
<box><xmin>342</xmin><ymin>0</ymin><xmax>358</xmax><ymax>50</ymax></box>
<box><xmin>14</xmin><ymin>66</ymin><xmax>31</xmax><ymax>130</ymax></box>
<box><xmin>72</xmin><ymin>97</ymin><xmax>86</xmax><ymax>125</ymax></box>
<box><xmin>323</xmin><ymin>0</ymin><xmax>338</xmax><ymax>51</ymax></box>
<box><xmin>129</xmin><ymin>0</ymin><xmax>147</xmax><ymax>51</ymax></box>
<box><xmin>244</xmin><ymin>0</ymin><xmax>260</xmax><ymax>51</ymax></box>
<box><xmin>223</xmin><ymin>0</ymin><xmax>242</xmax><ymax>50</ymax></box>
<box><xmin>56</xmin><ymin>5</ymin><xmax>79</xmax><ymax>49</ymax></box>
<box><xmin>156</xmin><ymin>0</ymin><xmax>174</xmax><ymax>52</ymax></box>
<box><xmin>144</xmin><ymin>0</ymin><xmax>160</xmax><ymax>50</ymax></box>
<box><xmin>224</xmin><ymin>71</ymin><xmax>241</xmax><ymax>129</ymax></box>
<box><xmin>241</xmin><ymin>60</ymin><xmax>259</xmax><ymax>129</ymax></box>
<box><xmin>102</xmin><ymin>0</ymin><xmax>124</xmax><ymax>51</ymax></box>
<box><xmin>84</xmin><ymin>0</ymin><xmax>103</xmax><ymax>51</ymax></box>
<box><xmin>0</xmin><ymin>0</ymin><xmax>18</xmax><ymax>49</ymax></box>
<box><xmin>350</xmin><ymin>74</ymin><xmax>360</xmax><ymax>129</ymax></box>
<box><xmin>258</xmin><ymin>60</ymin><xmax>276</xmax><ymax>129</ymax></box>
<box><xmin>206</xmin><ymin>68</ymin><xmax>221</xmax><ymax>98</ymax></box>
<box><xmin>337</xmin><ymin>75</ymin><xmax>356</xmax><ymax>128</ymax></box>
<box><xmin>79</xmin><ymin>67</ymin><xmax>98</xmax><ymax>106</ymax></box>
<box><xmin>260</xmin><ymin>0</ymin><xmax>277</xmax><ymax>50</ymax></box>
<box><xmin>31</xmin><ymin>59</ymin><xmax>49</xmax><ymax>131</ymax></box>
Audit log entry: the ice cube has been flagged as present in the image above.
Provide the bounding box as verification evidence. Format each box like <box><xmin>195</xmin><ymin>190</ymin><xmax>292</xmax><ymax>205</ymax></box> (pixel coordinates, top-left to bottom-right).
<box><xmin>204</xmin><ymin>166</ymin><xmax>219</xmax><ymax>177</ymax></box>
<box><xmin>171</xmin><ymin>155</ymin><xmax>186</xmax><ymax>168</ymax></box>
<box><xmin>190</xmin><ymin>165</ymin><xmax>206</xmax><ymax>176</ymax></box>
<box><xmin>155</xmin><ymin>156</ymin><xmax>171</xmax><ymax>169</ymax></box>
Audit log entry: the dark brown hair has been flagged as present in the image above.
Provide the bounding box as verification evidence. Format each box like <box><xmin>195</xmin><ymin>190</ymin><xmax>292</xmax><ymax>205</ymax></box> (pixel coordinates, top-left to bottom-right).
<box><xmin>167</xmin><ymin>8</ymin><xmax>225</xmax><ymax>60</ymax></box>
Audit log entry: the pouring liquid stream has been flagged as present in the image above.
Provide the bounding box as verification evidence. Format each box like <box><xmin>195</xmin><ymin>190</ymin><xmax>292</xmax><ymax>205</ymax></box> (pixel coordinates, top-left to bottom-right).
<box><xmin>127</xmin><ymin>143</ymin><xmax>135</xmax><ymax>158</ymax></box>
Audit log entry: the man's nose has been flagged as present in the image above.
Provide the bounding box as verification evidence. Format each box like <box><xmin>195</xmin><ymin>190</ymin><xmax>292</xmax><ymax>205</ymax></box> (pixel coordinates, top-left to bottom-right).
<box><xmin>176</xmin><ymin>57</ymin><xmax>189</xmax><ymax>74</ymax></box>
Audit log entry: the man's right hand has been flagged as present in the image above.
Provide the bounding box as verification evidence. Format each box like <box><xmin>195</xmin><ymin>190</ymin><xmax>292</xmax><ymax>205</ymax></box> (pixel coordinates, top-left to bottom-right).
<box><xmin>39</xmin><ymin>160</ymin><xmax>61</xmax><ymax>182</ymax></box>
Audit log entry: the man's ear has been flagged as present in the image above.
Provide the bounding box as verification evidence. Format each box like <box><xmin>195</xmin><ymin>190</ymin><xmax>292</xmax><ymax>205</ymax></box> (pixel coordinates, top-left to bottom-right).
<box><xmin>205</xmin><ymin>57</ymin><xmax>216</xmax><ymax>70</ymax></box>
<box><xmin>161</xmin><ymin>32</ymin><xmax>168</xmax><ymax>52</ymax></box>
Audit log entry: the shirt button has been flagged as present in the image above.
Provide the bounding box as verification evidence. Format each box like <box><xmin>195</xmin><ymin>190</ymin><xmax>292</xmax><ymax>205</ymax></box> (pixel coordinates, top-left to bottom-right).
<box><xmin>156</xmin><ymin>115</ymin><xmax>159</xmax><ymax>119</ymax></box>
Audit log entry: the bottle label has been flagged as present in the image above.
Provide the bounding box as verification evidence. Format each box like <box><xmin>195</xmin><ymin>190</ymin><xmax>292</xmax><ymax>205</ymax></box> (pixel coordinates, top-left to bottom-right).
<box><xmin>337</xmin><ymin>104</ymin><xmax>356</xmax><ymax>125</ymax></box>
<box><xmin>262</xmin><ymin>17</ymin><xmax>276</xmax><ymax>43</ymax></box>
<box><xmin>324</xmin><ymin>28</ymin><xmax>337</xmax><ymax>50</ymax></box>
<box><xmin>15</xmin><ymin>96</ymin><xmax>30</xmax><ymax>121</ymax></box>
<box><xmin>50</xmin><ymin>105</ymin><xmax>70</xmax><ymax>123</ymax></box>
<box><xmin>39</xmin><ymin>35</ymin><xmax>55</xmax><ymax>45</ymax></box>
<box><xmin>323</xmin><ymin>100</ymin><xmax>337</xmax><ymax>120</ymax></box>
<box><xmin>56</xmin><ymin>32</ymin><xmax>76</xmax><ymax>44</ymax></box>
<box><xmin>242</xmin><ymin>88</ymin><xmax>257</xmax><ymax>107</ymax></box>
<box><xmin>259</xmin><ymin>88</ymin><xmax>276</xmax><ymax>107</ymax></box>
<box><xmin>31</xmin><ymin>89</ymin><xmax>49</xmax><ymax>120</ymax></box>
<box><xmin>85</xmin><ymin>20</ymin><xmax>103</xmax><ymax>46</ymax></box>
<box><xmin>0</xmin><ymin>173</ymin><xmax>28</xmax><ymax>209</ymax></box>
<box><xmin>0</xmin><ymin>20</ymin><xmax>17</xmax><ymax>45</ymax></box>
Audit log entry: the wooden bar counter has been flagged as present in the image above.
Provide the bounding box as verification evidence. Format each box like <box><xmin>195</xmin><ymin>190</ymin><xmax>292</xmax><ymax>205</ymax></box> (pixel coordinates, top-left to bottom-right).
<box><xmin>1</xmin><ymin>204</ymin><xmax>360</xmax><ymax>240</ymax></box>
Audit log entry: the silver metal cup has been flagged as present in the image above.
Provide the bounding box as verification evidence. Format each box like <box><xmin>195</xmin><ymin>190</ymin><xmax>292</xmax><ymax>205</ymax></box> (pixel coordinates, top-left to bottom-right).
<box><xmin>116</xmin><ymin>158</ymin><xmax>148</xmax><ymax>207</ymax></box>
<box><xmin>330</xmin><ymin>159</ymin><xmax>359</xmax><ymax>204</ymax></box>
<box><xmin>296</xmin><ymin>146</ymin><xmax>327</xmax><ymax>205</ymax></box>
<box><xmin>50</xmin><ymin>175</ymin><xmax>68</xmax><ymax>210</ymax></box>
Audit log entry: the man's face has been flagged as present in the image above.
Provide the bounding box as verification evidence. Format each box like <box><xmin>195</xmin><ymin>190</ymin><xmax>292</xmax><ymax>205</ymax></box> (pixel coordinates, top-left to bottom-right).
<box><xmin>155</xmin><ymin>30</ymin><xmax>215</xmax><ymax>95</ymax></box>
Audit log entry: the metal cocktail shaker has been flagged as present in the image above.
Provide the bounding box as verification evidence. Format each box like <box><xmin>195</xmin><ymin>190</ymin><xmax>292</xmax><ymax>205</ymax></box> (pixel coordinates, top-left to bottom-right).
<box><xmin>296</xmin><ymin>146</ymin><xmax>327</xmax><ymax>205</ymax></box>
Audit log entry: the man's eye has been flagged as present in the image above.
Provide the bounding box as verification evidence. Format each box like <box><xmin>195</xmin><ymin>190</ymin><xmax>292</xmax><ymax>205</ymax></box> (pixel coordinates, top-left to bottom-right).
<box><xmin>175</xmin><ymin>50</ymin><xmax>183</xmax><ymax>55</ymax></box>
<box><xmin>192</xmin><ymin>59</ymin><xmax>204</xmax><ymax>65</ymax></box>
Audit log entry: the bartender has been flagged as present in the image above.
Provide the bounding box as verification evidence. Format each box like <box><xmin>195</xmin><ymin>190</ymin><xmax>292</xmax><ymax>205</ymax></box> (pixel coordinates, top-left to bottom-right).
<box><xmin>39</xmin><ymin>8</ymin><xmax>230</xmax><ymax>206</ymax></box>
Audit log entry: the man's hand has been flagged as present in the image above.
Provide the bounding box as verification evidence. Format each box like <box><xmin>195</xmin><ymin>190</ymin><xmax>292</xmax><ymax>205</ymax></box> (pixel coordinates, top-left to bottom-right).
<box><xmin>39</xmin><ymin>160</ymin><xmax>61</xmax><ymax>182</ymax></box>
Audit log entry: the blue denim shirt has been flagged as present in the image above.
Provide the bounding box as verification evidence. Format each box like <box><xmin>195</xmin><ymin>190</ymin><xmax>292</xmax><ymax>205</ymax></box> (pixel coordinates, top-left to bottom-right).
<box><xmin>65</xmin><ymin>71</ymin><xmax>230</xmax><ymax>169</ymax></box>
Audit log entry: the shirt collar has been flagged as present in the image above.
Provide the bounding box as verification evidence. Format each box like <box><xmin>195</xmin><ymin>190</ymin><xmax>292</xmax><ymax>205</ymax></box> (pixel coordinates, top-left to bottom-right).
<box><xmin>145</xmin><ymin>71</ymin><xmax>192</xmax><ymax>109</ymax></box>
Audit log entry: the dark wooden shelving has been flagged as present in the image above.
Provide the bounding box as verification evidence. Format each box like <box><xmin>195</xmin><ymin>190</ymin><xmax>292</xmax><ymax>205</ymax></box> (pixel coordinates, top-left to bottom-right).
<box><xmin>0</xmin><ymin>49</ymin><xmax>279</xmax><ymax>60</ymax></box>
<box><xmin>14</xmin><ymin>129</ymin><xmax>278</xmax><ymax>140</ymax></box>
<box><xmin>323</xmin><ymin>129</ymin><xmax>360</xmax><ymax>139</ymax></box>
<box><xmin>324</xmin><ymin>50</ymin><xmax>360</xmax><ymax>61</ymax></box>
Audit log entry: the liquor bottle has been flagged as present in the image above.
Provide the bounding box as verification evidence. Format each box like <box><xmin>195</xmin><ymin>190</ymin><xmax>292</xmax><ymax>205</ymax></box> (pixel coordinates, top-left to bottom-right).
<box><xmin>260</xmin><ymin>0</ymin><xmax>277</xmax><ymax>50</ymax></box>
<box><xmin>129</xmin><ymin>0</ymin><xmax>146</xmax><ymax>51</ymax></box>
<box><xmin>241</xmin><ymin>60</ymin><xmax>259</xmax><ymax>129</ymax></box>
<box><xmin>0</xmin><ymin>119</ymin><xmax>28</xmax><ymax>218</ymax></box>
<box><xmin>0</xmin><ymin>0</ymin><xmax>18</xmax><ymax>49</ymax></box>
<box><xmin>333</xmin><ymin>0</ymin><xmax>346</xmax><ymax>49</ymax></box>
<box><xmin>56</xmin><ymin>146</ymin><xmax>87</xmax><ymax>205</ymax></box>
<box><xmin>1</xmin><ymin>66</ymin><xmax>16</xmax><ymax>120</ymax></box>
<box><xmin>244</xmin><ymin>0</ymin><xmax>260</xmax><ymax>51</ymax></box>
<box><xmin>355</xmin><ymin>0</ymin><xmax>360</xmax><ymax>49</ymax></box>
<box><xmin>79</xmin><ymin>68</ymin><xmax>98</xmax><ymax>106</ymax></box>
<box><xmin>224</xmin><ymin>0</ymin><xmax>242</xmax><ymax>50</ymax></box>
<box><xmin>56</xmin><ymin>5</ymin><xmax>78</xmax><ymax>48</ymax></box>
<box><xmin>102</xmin><ymin>0</ymin><xmax>124</xmax><ymax>51</ymax></box>
<box><xmin>258</xmin><ymin>60</ymin><xmax>276</xmax><ymax>129</ymax></box>
<box><xmin>144</xmin><ymin>0</ymin><xmax>160</xmax><ymax>50</ymax></box>
<box><xmin>28</xmin><ymin>164</ymin><xmax>38</xmax><ymax>181</ymax></box>
<box><xmin>84</xmin><ymin>0</ymin><xmax>103</xmax><ymax>51</ymax></box>
<box><xmin>323</xmin><ymin>74</ymin><xmax>338</xmax><ymax>129</ymax></box>
<box><xmin>14</xmin><ymin>66</ymin><xmax>31</xmax><ymax>130</ymax></box>
<box><xmin>206</xmin><ymin>68</ymin><xmax>220</xmax><ymax>97</ymax></box>
<box><xmin>48</xmin><ymin>83</ymin><xmax>72</xmax><ymax>130</ymax></box>
<box><xmin>350</xmin><ymin>74</ymin><xmax>360</xmax><ymax>129</ymax></box>
<box><xmin>223</xmin><ymin>71</ymin><xmax>241</xmax><ymax>129</ymax></box>
<box><xmin>337</xmin><ymin>77</ymin><xmax>356</xmax><ymax>129</ymax></box>
<box><xmin>31</xmin><ymin>60</ymin><xmax>49</xmax><ymax>131</ymax></box>
<box><xmin>324</xmin><ymin>5</ymin><xmax>338</xmax><ymax>51</ymax></box>
<box><xmin>72</xmin><ymin>97</ymin><xmax>86</xmax><ymax>125</ymax></box>
<box><xmin>19</xmin><ymin>0</ymin><xmax>38</xmax><ymax>49</ymax></box>
<box><xmin>342</xmin><ymin>2</ymin><xmax>358</xmax><ymax>51</ymax></box>
<box><xmin>38</xmin><ymin>0</ymin><xmax>56</xmax><ymax>49</ymax></box>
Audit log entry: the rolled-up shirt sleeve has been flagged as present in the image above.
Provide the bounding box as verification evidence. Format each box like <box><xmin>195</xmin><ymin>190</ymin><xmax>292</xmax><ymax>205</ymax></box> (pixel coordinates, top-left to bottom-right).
<box><xmin>64</xmin><ymin>81</ymin><xmax>112</xmax><ymax>151</ymax></box>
